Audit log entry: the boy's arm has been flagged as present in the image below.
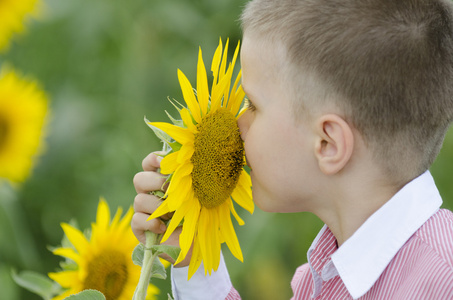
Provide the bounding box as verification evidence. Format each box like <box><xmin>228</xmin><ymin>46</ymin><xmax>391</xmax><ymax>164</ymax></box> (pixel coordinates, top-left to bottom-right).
<box><xmin>171</xmin><ymin>252</ymin><xmax>241</xmax><ymax>300</ymax></box>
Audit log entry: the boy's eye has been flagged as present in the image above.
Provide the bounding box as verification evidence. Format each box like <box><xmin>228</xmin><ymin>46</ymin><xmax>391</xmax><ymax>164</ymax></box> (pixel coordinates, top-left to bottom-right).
<box><xmin>244</xmin><ymin>98</ymin><xmax>256</xmax><ymax>111</ymax></box>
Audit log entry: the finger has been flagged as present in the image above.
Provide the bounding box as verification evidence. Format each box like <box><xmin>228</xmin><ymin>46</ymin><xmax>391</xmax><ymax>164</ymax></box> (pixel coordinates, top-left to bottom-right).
<box><xmin>134</xmin><ymin>193</ymin><xmax>173</xmax><ymax>220</ymax></box>
<box><xmin>131</xmin><ymin>212</ymin><xmax>167</xmax><ymax>244</ymax></box>
<box><xmin>142</xmin><ymin>151</ymin><xmax>166</xmax><ymax>172</ymax></box>
<box><xmin>133</xmin><ymin>171</ymin><xmax>166</xmax><ymax>194</ymax></box>
<box><xmin>134</xmin><ymin>193</ymin><xmax>160</xmax><ymax>213</ymax></box>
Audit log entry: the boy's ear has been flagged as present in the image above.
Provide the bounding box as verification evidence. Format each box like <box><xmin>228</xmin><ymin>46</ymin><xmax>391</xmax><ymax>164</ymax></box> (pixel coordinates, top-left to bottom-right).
<box><xmin>314</xmin><ymin>114</ymin><xmax>354</xmax><ymax>175</ymax></box>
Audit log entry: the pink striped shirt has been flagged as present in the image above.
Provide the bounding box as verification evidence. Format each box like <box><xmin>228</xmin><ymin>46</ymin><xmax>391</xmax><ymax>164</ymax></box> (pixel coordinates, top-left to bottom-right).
<box><xmin>289</xmin><ymin>171</ymin><xmax>453</xmax><ymax>299</ymax></box>
<box><xmin>172</xmin><ymin>172</ymin><xmax>453</xmax><ymax>300</ymax></box>
<box><xmin>291</xmin><ymin>209</ymin><xmax>453</xmax><ymax>299</ymax></box>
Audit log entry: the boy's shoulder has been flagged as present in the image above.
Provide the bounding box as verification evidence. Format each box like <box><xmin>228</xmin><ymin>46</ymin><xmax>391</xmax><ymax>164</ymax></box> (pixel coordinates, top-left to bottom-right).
<box><xmin>413</xmin><ymin>208</ymin><xmax>453</xmax><ymax>268</ymax></box>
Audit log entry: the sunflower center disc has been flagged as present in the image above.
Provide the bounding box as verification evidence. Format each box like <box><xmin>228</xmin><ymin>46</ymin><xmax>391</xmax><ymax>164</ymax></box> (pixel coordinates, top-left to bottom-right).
<box><xmin>83</xmin><ymin>249</ymin><xmax>128</xmax><ymax>300</ymax></box>
<box><xmin>191</xmin><ymin>108</ymin><xmax>244</xmax><ymax>209</ymax></box>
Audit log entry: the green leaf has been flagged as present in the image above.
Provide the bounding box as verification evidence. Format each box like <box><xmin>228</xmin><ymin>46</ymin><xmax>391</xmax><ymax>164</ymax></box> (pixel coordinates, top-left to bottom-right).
<box><xmin>132</xmin><ymin>243</ymin><xmax>145</xmax><ymax>267</ymax></box>
<box><xmin>162</xmin><ymin>142</ymin><xmax>173</xmax><ymax>153</ymax></box>
<box><xmin>133</xmin><ymin>231</ymin><xmax>177</xmax><ymax>283</ymax></box>
<box><xmin>167</xmin><ymin>97</ymin><xmax>185</xmax><ymax>112</ymax></box>
<box><xmin>164</xmin><ymin>173</ymin><xmax>173</xmax><ymax>187</ymax></box>
<box><xmin>169</xmin><ymin>141</ymin><xmax>182</xmax><ymax>152</ymax></box>
<box><xmin>133</xmin><ymin>244</ymin><xmax>169</xmax><ymax>280</ymax></box>
<box><xmin>150</xmin><ymin>245</ymin><xmax>181</xmax><ymax>262</ymax></box>
<box><xmin>151</xmin><ymin>190</ymin><xmax>166</xmax><ymax>199</ymax></box>
<box><xmin>145</xmin><ymin>117</ymin><xmax>175</xmax><ymax>147</ymax></box>
<box><xmin>150</xmin><ymin>257</ymin><xmax>167</xmax><ymax>280</ymax></box>
<box><xmin>11</xmin><ymin>269</ymin><xmax>61</xmax><ymax>300</ymax></box>
<box><xmin>165</xmin><ymin>111</ymin><xmax>184</xmax><ymax>127</ymax></box>
<box><xmin>59</xmin><ymin>260</ymin><xmax>78</xmax><ymax>271</ymax></box>
<box><xmin>168</xmin><ymin>293</ymin><xmax>175</xmax><ymax>300</ymax></box>
<box><xmin>64</xmin><ymin>289</ymin><xmax>106</xmax><ymax>300</ymax></box>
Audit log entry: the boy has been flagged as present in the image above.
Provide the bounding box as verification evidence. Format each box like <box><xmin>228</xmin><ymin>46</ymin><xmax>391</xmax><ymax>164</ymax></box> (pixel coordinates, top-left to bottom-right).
<box><xmin>132</xmin><ymin>0</ymin><xmax>453</xmax><ymax>299</ymax></box>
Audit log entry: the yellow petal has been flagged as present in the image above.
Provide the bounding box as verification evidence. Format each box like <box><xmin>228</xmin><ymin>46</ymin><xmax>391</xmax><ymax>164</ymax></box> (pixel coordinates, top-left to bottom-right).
<box><xmin>117</xmin><ymin>206</ymin><xmax>134</xmax><ymax>233</ymax></box>
<box><xmin>231</xmin><ymin>84</ymin><xmax>246</xmax><ymax>116</ymax></box>
<box><xmin>146</xmin><ymin>284</ymin><xmax>160</xmax><ymax>300</ymax></box>
<box><xmin>210</xmin><ymin>209</ymin><xmax>222</xmax><ymax>272</ymax></box>
<box><xmin>166</xmin><ymin>184</ymin><xmax>192</xmax><ymax>211</ymax></box>
<box><xmin>231</xmin><ymin>40</ymin><xmax>240</xmax><ymax>72</ymax></box>
<box><xmin>226</xmin><ymin>69</ymin><xmax>241</xmax><ymax>110</ymax></box>
<box><xmin>221</xmin><ymin>62</ymin><xmax>235</xmax><ymax>106</ymax></box>
<box><xmin>177</xmin><ymin>143</ymin><xmax>194</xmax><ymax>164</ymax></box>
<box><xmin>224</xmin><ymin>40</ymin><xmax>240</xmax><ymax>107</ymax></box>
<box><xmin>177</xmin><ymin>69</ymin><xmax>202</xmax><ymax>123</ymax></box>
<box><xmin>197</xmin><ymin>209</ymin><xmax>213</xmax><ymax>273</ymax></box>
<box><xmin>188</xmin><ymin>240</ymin><xmax>202</xmax><ymax>279</ymax></box>
<box><xmin>52</xmin><ymin>247</ymin><xmax>80</xmax><ymax>264</ymax></box>
<box><xmin>176</xmin><ymin>160</ymin><xmax>194</xmax><ymax>177</ymax></box>
<box><xmin>161</xmin><ymin>199</ymin><xmax>191</xmax><ymax>243</ymax></box>
<box><xmin>239</xmin><ymin>168</ymin><xmax>252</xmax><ymax>186</ymax></box>
<box><xmin>149</xmin><ymin>122</ymin><xmax>193</xmax><ymax>145</ymax></box>
<box><xmin>160</xmin><ymin>151</ymin><xmax>180</xmax><ymax>174</ymax></box>
<box><xmin>176</xmin><ymin>192</ymin><xmax>200</xmax><ymax>263</ymax></box>
<box><xmin>148</xmin><ymin>200</ymin><xmax>170</xmax><ymax>220</ymax></box>
<box><xmin>180</xmin><ymin>108</ymin><xmax>196</xmax><ymax>131</ymax></box>
<box><xmin>228</xmin><ymin>71</ymin><xmax>245</xmax><ymax>116</ymax></box>
<box><xmin>211</xmin><ymin>38</ymin><xmax>223</xmax><ymax>86</ymax></box>
<box><xmin>229</xmin><ymin>199</ymin><xmax>245</xmax><ymax>226</ymax></box>
<box><xmin>96</xmin><ymin>198</ymin><xmax>110</xmax><ymax>231</ymax></box>
<box><xmin>237</xmin><ymin>105</ymin><xmax>248</xmax><ymax>118</ymax></box>
<box><xmin>166</xmin><ymin>177</ymin><xmax>191</xmax><ymax>212</ymax></box>
<box><xmin>48</xmin><ymin>270</ymin><xmax>80</xmax><ymax>288</ymax></box>
<box><xmin>210</xmin><ymin>68</ymin><xmax>231</xmax><ymax>111</ymax></box>
<box><xmin>110</xmin><ymin>206</ymin><xmax>123</xmax><ymax>230</ymax></box>
<box><xmin>219</xmin><ymin>38</ymin><xmax>230</xmax><ymax>81</ymax></box>
<box><xmin>166</xmin><ymin>164</ymin><xmax>192</xmax><ymax>201</ymax></box>
<box><xmin>225</xmin><ymin>41</ymin><xmax>241</xmax><ymax>110</ymax></box>
<box><xmin>219</xmin><ymin>203</ymin><xmax>243</xmax><ymax>262</ymax></box>
<box><xmin>61</xmin><ymin>223</ymin><xmax>89</xmax><ymax>255</ymax></box>
<box><xmin>231</xmin><ymin>171</ymin><xmax>254</xmax><ymax>214</ymax></box>
<box><xmin>196</xmin><ymin>48</ymin><xmax>209</xmax><ymax>116</ymax></box>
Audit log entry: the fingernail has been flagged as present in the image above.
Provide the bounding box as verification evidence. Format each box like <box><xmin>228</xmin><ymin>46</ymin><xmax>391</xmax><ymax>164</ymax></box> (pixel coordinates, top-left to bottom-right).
<box><xmin>157</xmin><ymin>156</ymin><xmax>163</xmax><ymax>164</ymax></box>
<box><xmin>160</xmin><ymin>223</ymin><xmax>167</xmax><ymax>232</ymax></box>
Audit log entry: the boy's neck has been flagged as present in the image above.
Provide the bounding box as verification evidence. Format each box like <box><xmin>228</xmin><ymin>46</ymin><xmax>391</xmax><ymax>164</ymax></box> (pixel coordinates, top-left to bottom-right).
<box><xmin>322</xmin><ymin>180</ymin><xmax>401</xmax><ymax>246</ymax></box>
<box><xmin>314</xmin><ymin>156</ymin><xmax>407</xmax><ymax>247</ymax></box>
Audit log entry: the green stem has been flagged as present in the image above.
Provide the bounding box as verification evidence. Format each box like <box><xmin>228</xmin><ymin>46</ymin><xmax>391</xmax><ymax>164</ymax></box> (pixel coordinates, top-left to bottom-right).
<box><xmin>133</xmin><ymin>231</ymin><xmax>160</xmax><ymax>300</ymax></box>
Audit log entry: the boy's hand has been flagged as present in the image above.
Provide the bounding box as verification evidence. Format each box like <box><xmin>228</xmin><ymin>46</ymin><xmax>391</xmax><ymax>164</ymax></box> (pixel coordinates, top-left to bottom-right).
<box><xmin>132</xmin><ymin>152</ymin><xmax>192</xmax><ymax>267</ymax></box>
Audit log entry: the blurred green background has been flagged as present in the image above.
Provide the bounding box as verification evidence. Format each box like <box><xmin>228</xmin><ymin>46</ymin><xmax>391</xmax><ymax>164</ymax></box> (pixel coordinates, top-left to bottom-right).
<box><xmin>0</xmin><ymin>0</ymin><xmax>452</xmax><ymax>299</ymax></box>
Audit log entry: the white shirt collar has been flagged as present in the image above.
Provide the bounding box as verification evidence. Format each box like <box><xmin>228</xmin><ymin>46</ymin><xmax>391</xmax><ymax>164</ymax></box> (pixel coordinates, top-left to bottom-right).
<box><xmin>307</xmin><ymin>171</ymin><xmax>442</xmax><ymax>299</ymax></box>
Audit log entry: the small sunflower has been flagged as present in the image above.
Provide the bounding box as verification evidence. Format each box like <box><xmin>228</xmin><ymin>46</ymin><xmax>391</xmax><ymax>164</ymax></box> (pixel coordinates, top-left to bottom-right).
<box><xmin>148</xmin><ymin>38</ymin><xmax>254</xmax><ymax>278</ymax></box>
<box><xmin>0</xmin><ymin>66</ymin><xmax>48</xmax><ymax>184</ymax></box>
<box><xmin>48</xmin><ymin>199</ymin><xmax>159</xmax><ymax>300</ymax></box>
<box><xmin>0</xmin><ymin>0</ymin><xmax>39</xmax><ymax>51</ymax></box>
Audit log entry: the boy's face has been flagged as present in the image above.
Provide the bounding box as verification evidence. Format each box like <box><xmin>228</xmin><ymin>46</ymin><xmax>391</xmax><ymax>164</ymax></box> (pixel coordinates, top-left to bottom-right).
<box><xmin>238</xmin><ymin>34</ymin><xmax>321</xmax><ymax>213</ymax></box>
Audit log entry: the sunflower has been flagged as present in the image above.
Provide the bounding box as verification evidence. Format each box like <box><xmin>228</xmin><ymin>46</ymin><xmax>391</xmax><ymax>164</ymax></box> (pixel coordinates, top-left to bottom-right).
<box><xmin>0</xmin><ymin>66</ymin><xmax>48</xmax><ymax>184</ymax></box>
<box><xmin>148</xmin><ymin>38</ymin><xmax>254</xmax><ymax>279</ymax></box>
<box><xmin>0</xmin><ymin>0</ymin><xmax>39</xmax><ymax>51</ymax></box>
<box><xmin>48</xmin><ymin>199</ymin><xmax>159</xmax><ymax>300</ymax></box>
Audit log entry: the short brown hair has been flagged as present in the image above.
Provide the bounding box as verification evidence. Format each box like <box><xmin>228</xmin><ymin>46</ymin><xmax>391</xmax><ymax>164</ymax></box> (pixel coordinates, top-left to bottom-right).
<box><xmin>241</xmin><ymin>0</ymin><xmax>453</xmax><ymax>180</ymax></box>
